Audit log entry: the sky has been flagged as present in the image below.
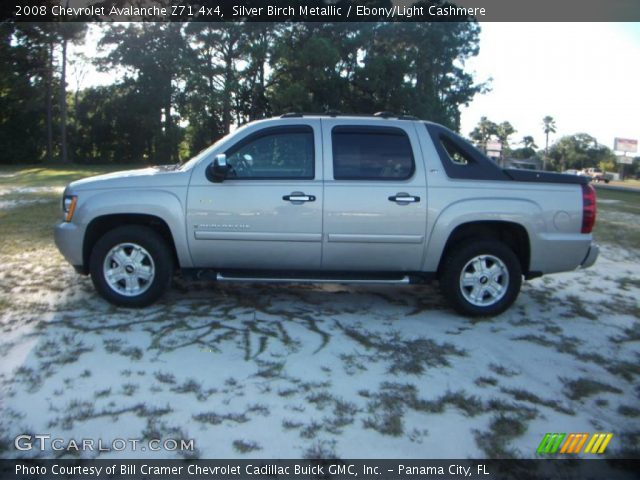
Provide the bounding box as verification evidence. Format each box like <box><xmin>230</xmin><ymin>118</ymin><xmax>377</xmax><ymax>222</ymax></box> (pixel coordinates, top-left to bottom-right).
<box><xmin>459</xmin><ymin>22</ymin><xmax>640</xmax><ymax>151</ymax></box>
<box><xmin>71</xmin><ymin>22</ymin><xmax>640</xmax><ymax>152</ymax></box>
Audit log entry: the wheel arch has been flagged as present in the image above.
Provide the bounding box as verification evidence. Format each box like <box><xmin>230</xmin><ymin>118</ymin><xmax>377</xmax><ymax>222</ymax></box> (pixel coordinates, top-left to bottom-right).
<box><xmin>83</xmin><ymin>214</ymin><xmax>180</xmax><ymax>274</ymax></box>
<box><xmin>436</xmin><ymin>220</ymin><xmax>532</xmax><ymax>277</ymax></box>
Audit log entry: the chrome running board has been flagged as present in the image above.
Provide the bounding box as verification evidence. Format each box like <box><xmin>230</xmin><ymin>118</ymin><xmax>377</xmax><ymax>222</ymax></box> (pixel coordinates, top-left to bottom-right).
<box><xmin>215</xmin><ymin>273</ymin><xmax>411</xmax><ymax>284</ymax></box>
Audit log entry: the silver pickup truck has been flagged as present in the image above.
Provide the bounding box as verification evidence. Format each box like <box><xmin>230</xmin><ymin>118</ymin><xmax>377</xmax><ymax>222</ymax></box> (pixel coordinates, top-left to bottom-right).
<box><xmin>54</xmin><ymin>114</ymin><xmax>598</xmax><ymax>316</ymax></box>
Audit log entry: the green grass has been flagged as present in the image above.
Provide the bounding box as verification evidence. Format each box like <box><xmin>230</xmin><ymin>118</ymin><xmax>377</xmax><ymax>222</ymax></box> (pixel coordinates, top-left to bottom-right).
<box><xmin>0</xmin><ymin>164</ymin><xmax>128</xmax><ymax>255</ymax></box>
<box><xmin>0</xmin><ymin>198</ymin><xmax>61</xmax><ymax>255</ymax></box>
<box><xmin>593</xmin><ymin>218</ymin><xmax>640</xmax><ymax>253</ymax></box>
<box><xmin>607</xmin><ymin>179</ymin><xmax>640</xmax><ymax>189</ymax></box>
<box><xmin>0</xmin><ymin>164</ymin><xmax>129</xmax><ymax>189</ymax></box>
<box><xmin>595</xmin><ymin>187</ymin><xmax>640</xmax><ymax>215</ymax></box>
<box><xmin>592</xmin><ymin>188</ymin><xmax>640</xmax><ymax>252</ymax></box>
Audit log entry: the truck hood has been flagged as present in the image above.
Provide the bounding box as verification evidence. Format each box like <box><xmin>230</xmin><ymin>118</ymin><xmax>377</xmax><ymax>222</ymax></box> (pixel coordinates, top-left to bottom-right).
<box><xmin>69</xmin><ymin>165</ymin><xmax>190</xmax><ymax>191</ymax></box>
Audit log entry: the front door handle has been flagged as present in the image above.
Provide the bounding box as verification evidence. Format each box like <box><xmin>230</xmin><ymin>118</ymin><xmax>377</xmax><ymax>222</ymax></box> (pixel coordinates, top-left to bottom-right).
<box><xmin>283</xmin><ymin>192</ymin><xmax>316</xmax><ymax>203</ymax></box>
<box><xmin>388</xmin><ymin>193</ymin><xmax>420</xmax><ymax>204</ymax></box>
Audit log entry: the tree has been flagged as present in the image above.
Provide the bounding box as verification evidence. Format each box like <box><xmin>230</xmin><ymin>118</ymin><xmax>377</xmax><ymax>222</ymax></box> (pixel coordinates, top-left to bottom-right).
<box><xmin>496</xmin><ymin>121</ymin><xmax>516</xmax><ymax>152</ymax></box>
<box><xmin>181</xmin><ymin>23</ymin><xmax>250</xmax><ymax>154</ymax></box>
<box><xmin>521</xmin><ymin>135</ymin><xmax>537</xmax><ymax>150</ymax></box>
<box><xmin>11</xmin><ymin>16</ymin><xmax>86</xmax><ymax>164</ymax></box>
<box><xmin>268</xmin><ymin>23</ymin><xmax>354</xmax><ymax>114</ymax></box>
<box><xmin>469</xmin><ymin>117</ymin><xmax>497</xmax><ymax>153</ymax></box>
<box><xmin>0</xmin><ymin>23</ymin><xmax>49</xmax><ymax>163</ymax></box>
<box><xmin>57</xmin><ymin>21</ymin><xmax>87</xmax><ymax>163</ymax></box>
<box><xmin>71</xmin><ymin>82</ymin><xmax>154</xmax><ymax>164</ymax></box>
<box><xmin>510</xmin><ymin>135</ymin><xmax>539</xmax><ymax>160</ymax></box>
<box><xmin>547</xmin><ymin>133</ymin><xmax>615</xmax><ymax>172</ymax></box>
<box><xmin>1</xmin><ymin>17</ymin><xmax>489</xmax><ymax>165</ymax></box>
<box><xmin>11</xmin><ymin>22</ymin><xmax>58</xmax><ymax>163</ymax></box>
<box><xmin>542</xmin><ymin>115</ymin><xmax>556</xmax><ymax>170</ymax></box>
<box><xmin>268</xmin><ymin>21</ymin><xmax>485</xmax><ymax>129</ymax></box>
<box><xmin>235</xmin><ymin>23</ymin><xmax>275</xmax><ymax>123</ymax></box>
<box><xmin>99</xmin><ymin>23</ymin><xmax>186</xmax><ymax>163</ymax></box>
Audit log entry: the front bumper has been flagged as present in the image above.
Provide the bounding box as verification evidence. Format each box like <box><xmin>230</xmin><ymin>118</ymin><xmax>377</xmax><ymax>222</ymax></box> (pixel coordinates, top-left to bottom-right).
<box><xmin>580</xmin><ymin>242</ymin><xmax>599</xmax><ymax>269</ymax></box>
<box><xmin>54</xmin><ymin>221</ymin><xmax>85</xmax><ymax>270</ymax></box>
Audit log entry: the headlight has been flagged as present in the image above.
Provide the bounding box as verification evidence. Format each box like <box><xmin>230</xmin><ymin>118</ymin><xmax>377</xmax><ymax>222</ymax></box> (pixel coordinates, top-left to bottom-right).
<box><xmin>62</xmin><ymin>195</ymin><xmax>77</xmax><ymax>222</ymax></box>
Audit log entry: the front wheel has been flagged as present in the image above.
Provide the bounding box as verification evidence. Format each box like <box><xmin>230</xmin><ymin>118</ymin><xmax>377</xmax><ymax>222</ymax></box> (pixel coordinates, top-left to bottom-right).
<box><xmin>89</xmin><ymin>225</ymin><xmax>174</xmax><ymax>308</ymax></box>
<box><xmin>439</xmin><ymin>240</ymin><xmax>522</xmax><ymax>317</ymax></box>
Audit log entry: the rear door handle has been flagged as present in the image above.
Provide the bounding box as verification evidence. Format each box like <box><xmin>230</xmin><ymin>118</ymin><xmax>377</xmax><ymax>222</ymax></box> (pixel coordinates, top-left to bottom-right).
<box><xmin>283</xmin><ymin>192</ymin><xmax>316</xmax><ymax>203</ymax></box>
<box><xmin>388</xmin><ymin>193</ymin><xmax>420</xmax><ymax>204</ymax></box>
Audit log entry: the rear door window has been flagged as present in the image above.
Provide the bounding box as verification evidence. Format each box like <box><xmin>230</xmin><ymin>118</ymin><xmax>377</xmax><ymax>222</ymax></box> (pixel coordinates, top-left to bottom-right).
<box><xmin>332</xmin><ymin>126</ymin><xmax>415</xmax><ymax>180</ymax></box>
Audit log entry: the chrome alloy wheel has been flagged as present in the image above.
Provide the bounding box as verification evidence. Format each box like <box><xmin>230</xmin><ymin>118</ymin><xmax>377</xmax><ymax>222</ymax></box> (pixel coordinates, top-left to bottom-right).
<box><xmin>459</xmin><ymin>254</ymin><xmax>509</xmax><ymax>307</ymax></box>
<box><xmin>102</xmin><ymin>243</ymin><xmax>155</xmax><ymax>297</ymax></box>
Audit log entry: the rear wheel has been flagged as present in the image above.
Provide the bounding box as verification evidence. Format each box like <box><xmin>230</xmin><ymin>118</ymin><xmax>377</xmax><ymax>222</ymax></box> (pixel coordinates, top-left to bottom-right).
<box><xmin>440</xmin><ymin>240</ymin><xmax>522</xmax><ymax>317</ymax></box>
<box><xmin>89</xmin><ymin>225</ymin><xmax>173</xmax><ymax>307</ymax></box>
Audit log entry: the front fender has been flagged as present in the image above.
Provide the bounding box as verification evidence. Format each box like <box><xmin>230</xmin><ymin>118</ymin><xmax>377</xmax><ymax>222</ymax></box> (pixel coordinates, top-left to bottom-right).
<box><xmin>74</xmin><ymin>188</ymin><xmax>193</xmax><ymax>268</ymax></box>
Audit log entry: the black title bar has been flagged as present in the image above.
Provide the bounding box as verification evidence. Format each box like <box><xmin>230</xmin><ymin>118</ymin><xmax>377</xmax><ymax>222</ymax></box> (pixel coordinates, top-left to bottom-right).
<box><xmin>2</xmin><ymin>459</ymin><xmax>639</xmax><ymax>480</ymax></box>
<box><xmin>3</xmin><ymin>0</ymin><xmax>640</xmax><ymax>22</ymax></box>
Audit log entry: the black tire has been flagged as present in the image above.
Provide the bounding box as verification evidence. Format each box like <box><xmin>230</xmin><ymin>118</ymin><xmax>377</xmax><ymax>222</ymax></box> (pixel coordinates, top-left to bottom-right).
<box><xmin>89</xmin><ymin>225</ymin><xmax>173</xmax><ymax>308</ymax></box>
<box><xmin>439</xmin><ymin>239</ymin><xmax>522</xmax><ymax>317</ymax></box>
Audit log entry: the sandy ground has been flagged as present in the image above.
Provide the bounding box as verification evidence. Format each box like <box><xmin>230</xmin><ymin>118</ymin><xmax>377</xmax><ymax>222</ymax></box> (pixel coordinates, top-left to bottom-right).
<box><xmin>0</xmin><ymin>191</ymin><xmax>638</xmax><ymax>459</ymax></box>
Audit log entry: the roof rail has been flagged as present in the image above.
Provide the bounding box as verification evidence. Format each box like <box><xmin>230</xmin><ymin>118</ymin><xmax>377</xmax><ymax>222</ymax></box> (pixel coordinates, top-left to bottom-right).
<box><xmin>279</xmin><ymin>112</ymin><xmax>420</xmax><ymax>120</ymax></box>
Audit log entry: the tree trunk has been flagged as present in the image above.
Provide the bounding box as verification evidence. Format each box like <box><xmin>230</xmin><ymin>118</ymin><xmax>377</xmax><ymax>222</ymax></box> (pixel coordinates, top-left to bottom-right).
<box><xmin>59</xmin><ymin>37</ymin><xmax>68</xmax><ymax>163</ymax></box>
<box><xmin>222</xmin><ymin>56</ymin><xmax>233</xmax><ymax>134</ymax></box>
<box><xmin>222</xmin><ymin>37</ymin><xmax>237</xmax><ymax>134</ymax></box>
<box><xmin>45</xmin><ymin>40</ymin><xmax>54</xmax><ymax>163</ymax></box>
<box><xmin>164</xmin><ymin>75</ymin><xmax>173</xmax><ymax>163</ymax></box>
<box><xmin>543</xmin><ymin>132</ymin><xmax>549</xmax><ymax>171</ymax></box>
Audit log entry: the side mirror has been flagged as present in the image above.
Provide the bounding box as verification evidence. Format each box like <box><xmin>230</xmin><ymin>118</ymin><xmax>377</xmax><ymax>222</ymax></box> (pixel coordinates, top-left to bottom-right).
<box><xmin>207</xmin><ymin>154</ymin><xmax>228</xmax><ymax>183</ymax></box>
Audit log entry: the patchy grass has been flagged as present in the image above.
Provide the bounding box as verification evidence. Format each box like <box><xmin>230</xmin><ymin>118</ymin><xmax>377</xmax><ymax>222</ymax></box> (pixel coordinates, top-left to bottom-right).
<box><xmin>616</xmin><ymin>277</ymin><xmax>640</xmax><ymax>291</ymax></box>
<box><xmin>489</xmin><ymin>363</ymin><xmax>520</xmax><ymax>377</ymax></box>
<box><xmin>337</xmin><ymin>322</ymin><xmax>466</xmax><ymax>375</ymax></box>
<box><xmin>361</xmin><ymin>383</ymin><xmax>491</xmax><ymax>438</ymax></box>
<box><xmin>475</xmin><ymin>376</ymin><xmax>499</xmax><ymax>388</ymax></box>
<box><xmin>300</xmin><ymin>421</ymin><xmax>323</xmax><ymax>439</ymax></box>
<box><xmin>282</xmin><ymin>419</ymin><xmax>303</xmax><ymax>430</ymax></box>
<box><xmin>618</xmin><ymin>405</ymin><xmax>640</xmax><ymax>417</ymax></box>
<box><xmin>302</xmin><ymin>440</ymin><xmax>337</xmax><ymax>459</ymax></box>
<box><xmin>193</xmin><ymin>411</ymin><xmax>249</xmax><ymax>426</ymax></box>
<box><xmin>562</xmin><ymin>378</ymin><xmax>623</xmax><ymax>401</ymax></box>
<box><xmin>501</xmin><ymin>388</ymin><xmax>574</xmax><ymax>415</ymax></box>
<box><xmin>232</xmin><ymin>439</ymin><xmax>261</xmax><ymax>453</ymax></box>
<box><xmin>474</xmin><ymin>414</ymin><xmax>528</xmax><ymax>458</ymax></box>
<box><xmin>560</xmin><ymin>295</ymin><xmax>598</xmax><ymax>320</ymax></box>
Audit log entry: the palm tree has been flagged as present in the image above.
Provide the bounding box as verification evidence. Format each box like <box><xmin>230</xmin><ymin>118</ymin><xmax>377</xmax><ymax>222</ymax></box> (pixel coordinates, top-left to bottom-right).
<box><xmin>542</xmin><ymin>116</ymin><xmax>556</xmax><ymax>170</ymax></box>
<box><xmin>521</xmin><ymin>135</ymin><xmax>538</xmax><ymax>150</ymax></box>
<box><xmin>495</xmin><ymin>121</ymin><xmax>516</xmax><ymax>167</ymax></box>
<box><xmin>470</xmin><ymin>116</ymin><xmax>497</xmax><ymax>153</ymax></box>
